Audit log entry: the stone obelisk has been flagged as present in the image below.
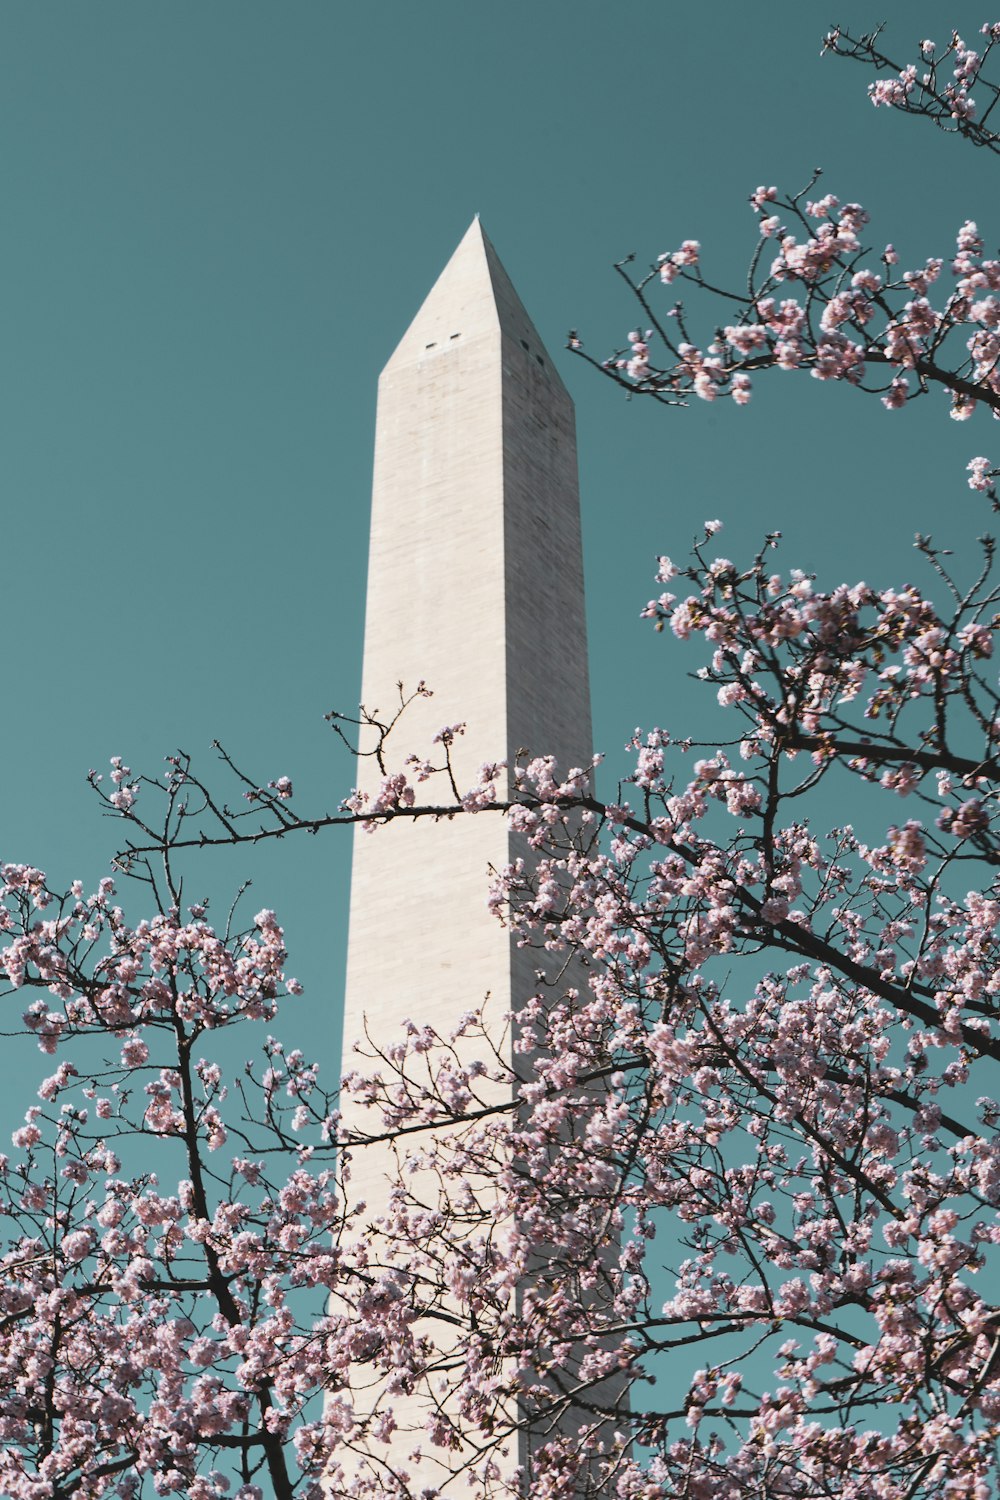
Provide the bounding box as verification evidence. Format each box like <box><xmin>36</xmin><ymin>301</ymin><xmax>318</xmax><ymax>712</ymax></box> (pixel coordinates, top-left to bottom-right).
<box><xmin>340</xmin><ymin>218</ymin><xmax>592</xmax><ymax>1491</ymax></box>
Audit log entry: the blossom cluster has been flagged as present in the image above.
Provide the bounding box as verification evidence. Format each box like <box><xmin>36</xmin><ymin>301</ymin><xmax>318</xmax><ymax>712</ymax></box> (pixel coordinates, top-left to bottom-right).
<box><xmin>597</xmin><ymin>191</ymin><xmax>1000</xmax><ymax>425</ymax></box>
<box><xmin>827</xmin><ymin>22</ymin><xmax>1000</xmax><ymax>152</ymax></box>
<box><xmin>0</xmin><ymin>889</ymin><xmax>368</xmax><ymax>1499</ymax></box>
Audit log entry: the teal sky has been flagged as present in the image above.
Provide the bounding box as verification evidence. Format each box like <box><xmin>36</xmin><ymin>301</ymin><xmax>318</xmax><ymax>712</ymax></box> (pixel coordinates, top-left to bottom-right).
<box><xmin>1</xmin><ymin>2</ymin><xmax>996</xmax><ymax>1104</ymax></box>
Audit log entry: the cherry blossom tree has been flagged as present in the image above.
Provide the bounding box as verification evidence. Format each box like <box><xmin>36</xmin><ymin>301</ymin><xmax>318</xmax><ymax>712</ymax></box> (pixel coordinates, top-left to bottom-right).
<box><xmin>3</xmin><ymin>19</ymin><xmax>1000</xmax><ymax>1500</ymax></box>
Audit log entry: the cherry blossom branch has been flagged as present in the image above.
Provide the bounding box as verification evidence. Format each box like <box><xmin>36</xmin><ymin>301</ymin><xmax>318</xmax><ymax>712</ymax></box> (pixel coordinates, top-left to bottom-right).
<box><xmin>825</xmin><ymin>23</ymin><xmax>1000</xmax><ymax>154</ymax></box>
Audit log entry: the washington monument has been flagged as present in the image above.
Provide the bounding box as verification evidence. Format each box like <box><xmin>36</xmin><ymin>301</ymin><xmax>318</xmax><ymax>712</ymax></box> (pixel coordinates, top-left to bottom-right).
<box><xmin>339</xmin><ymin>218</ymin><xmax>594</xmax><ymax>1492</ymax></box>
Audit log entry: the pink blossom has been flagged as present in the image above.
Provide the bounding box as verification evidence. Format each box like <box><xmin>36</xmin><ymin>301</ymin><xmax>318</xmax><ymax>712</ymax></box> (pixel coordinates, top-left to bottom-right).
<box><xmin>61</xmin><ymin>1227</ymin><xmax>95</xmax><ymax>1263</ymax></box>
<box><xmin>967</xmin><ymin>455</ymin><xmax>995</xmax><ymax>490</ymax></box>
<box><xmin>121</xmin><ymin>1037</ymin><xmax>150</xmax><ymax>1067</ymax></box>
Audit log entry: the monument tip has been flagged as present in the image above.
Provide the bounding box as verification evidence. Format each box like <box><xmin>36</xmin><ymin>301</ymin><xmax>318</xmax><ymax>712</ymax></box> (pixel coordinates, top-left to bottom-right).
<box><xmin>382</xmin><ymin>219</ymin><xmax>568</xmax><ymax>398</ymax></box>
